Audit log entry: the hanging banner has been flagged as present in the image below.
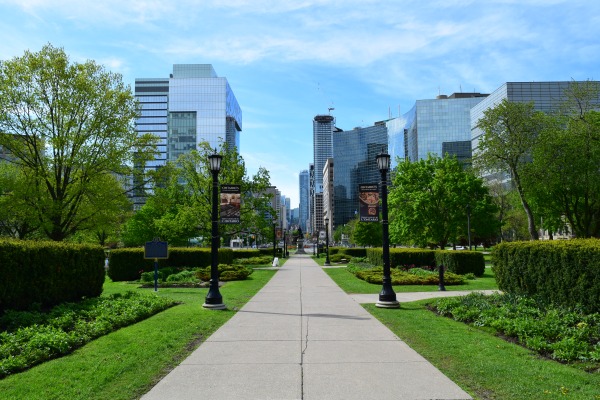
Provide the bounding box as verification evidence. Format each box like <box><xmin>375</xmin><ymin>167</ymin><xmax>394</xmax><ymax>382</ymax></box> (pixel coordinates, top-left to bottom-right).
<box><xmin>220</xmin><ymin>184</ymin><xmax>241</xmax><ymax>224</ymax></box>
<box><xmin>358</xmin><ymin>184</ymin><xmax>379</xmax><ymax>222</ymax></box>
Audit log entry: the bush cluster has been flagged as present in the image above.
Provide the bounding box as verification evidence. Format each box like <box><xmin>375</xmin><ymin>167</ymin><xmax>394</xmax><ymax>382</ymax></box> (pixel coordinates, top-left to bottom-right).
<box><xmin>107</xmin><ymin>247</ymin><xmax>234</xmax><ymax>281</ymax></box>
<box><xmin>195</xmin><ymin>264</ymin><xmax>253</xmax><ymax>281</ymax></box>
<box><xmin>0</xmin><ymin>239</ymin><xmax>105</xmax><ymax>311</ymax></box>
<box><xmin>492</xmin><ymin>239</ymin><xmax>600</xmax><ymax>313</ymax></box>
<box><xmin>234</xmin><ymin>255</ymin><xmax>273</xmax><ymax>265</ymax></box>
<box><xmin>0</xmin><ymin>292</ymin><xmax>177</xmax><ymax>378</ymax></box>
<box><xmin>366</xmin><ymin>248</ymin><xmax>484</xmax><ymax>277</ymax></box>
<box><xmin>434</xmin><ymin>292</ymin><xmax>600</xmax><ymax>364</ymax></box>
<box><xmin>328</xmin><ymin>247</ymin><xmax>367</xmax><ymax>258</ymax></box>
<box><xmin>352</xmin><ymin>266</ymin><xmax>465</xmax><ymax>286</ymax></box>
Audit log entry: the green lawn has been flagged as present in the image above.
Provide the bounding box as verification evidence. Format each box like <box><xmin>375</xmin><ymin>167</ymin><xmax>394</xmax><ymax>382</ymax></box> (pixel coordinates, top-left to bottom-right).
<box><xmin>0</xmin><ymin>270</ymin><xmax>276</xmax><ymax>400</ymax></box>
<box><xmin>324</xmin><ymin>266</ymin><xmax>499</xmax><ymax>293</ymax></box>
<box><xmin>367</xmin><ymin>301</ymin><xmax>600</xmax><ymax>400</ymax></box>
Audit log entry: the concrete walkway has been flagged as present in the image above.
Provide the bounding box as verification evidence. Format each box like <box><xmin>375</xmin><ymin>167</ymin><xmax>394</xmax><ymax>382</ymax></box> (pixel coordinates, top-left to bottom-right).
<box><xmin>142</xmin><ymin>254</ymin><xmax>472</xmax><ymax>400</ymax></box>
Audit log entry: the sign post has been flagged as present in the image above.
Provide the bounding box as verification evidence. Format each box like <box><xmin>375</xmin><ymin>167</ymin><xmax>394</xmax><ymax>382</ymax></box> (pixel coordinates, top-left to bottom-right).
<box><xmin>144</xmin><ymin>238</ymin><xmax>169</xmax><ymax>292</ymax></box>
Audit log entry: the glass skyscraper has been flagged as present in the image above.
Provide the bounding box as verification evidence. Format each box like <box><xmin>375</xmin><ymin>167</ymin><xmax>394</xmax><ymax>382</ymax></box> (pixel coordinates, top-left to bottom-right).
<box><xmin>134</xmin><ymin>64</ymin><xmax>242</xmax><ymax>208</ymax></box>
<box><xmin>331</xmin><ymin>122</ymin><xmax>388</xmax><ymax>228</ymax></box>
<box><xmin>298</xmin><ymin>170</ymin><xmax>309</xmax><ymax>232</ymax></box>
<box><xmin>313</xmin><ymin>114</ymin><xmax>335</xmax><ymax>194</ymax></box>
<box><xmin>388</xmin><ymin>93</ymin><xmax>487</xmax><ymax>166</ymax></box>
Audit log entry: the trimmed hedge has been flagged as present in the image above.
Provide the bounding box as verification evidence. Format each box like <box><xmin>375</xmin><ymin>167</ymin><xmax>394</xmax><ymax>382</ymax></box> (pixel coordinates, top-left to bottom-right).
<box><xmin>492</xmin><ymin>239</ymin><xmax>600</xmax><ymax>313</ymax></box>
<box><xmin>366</xmin><ymin>248</ymin><xmax>484</xmax><ymax>276</ymax></box>
<box><xmin>108</xmin><ymin>247</ymin><xmax>234</xmax><ymax>282</ymax></box>
<box><xmin>435</xmin><ymin>250</ymin><xmax>485</xmax><ymax>277</ymax></box>
<box><xmin>196</xmin><ymin>264</ymin><xmax>253</xmax><ymax>281</ymax></box>
<box><xmin>329</xmin><ymin>247</ymin><xmax>368</xmax><ymax>258</ymax></box>
<box><xmin>0</xmin><ymin>239</ymin><xmax>105</xmax><ymax>311</ymax></box>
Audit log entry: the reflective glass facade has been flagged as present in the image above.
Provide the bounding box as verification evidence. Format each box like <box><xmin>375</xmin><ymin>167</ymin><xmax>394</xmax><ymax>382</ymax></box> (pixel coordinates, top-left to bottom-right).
<box><xmin>313</xmin><ymin>115</ymin><xmax>335</xmax><ymax>194</ymax></box>
<box><xmin>406</xmin><ymin>94</ymin><xmax>486</xmax><ymax>162</ymax></box>
<box><xmin>134</xmin><ymin>64</ymin><xmax>242</xmax><ymax>207</ymax></box>
<box><xmin>471</xmin><ymin>82</ymin><xmax>590</xmax><ymax>152</ymax></box>
<box><xmin>298</xmin><ymin>170</ymin><xmax>309</xmax><ymax>232</ymax></box>
<box><xmin>332</xmin><ymin>123</ymin><xmax>388</xmax><ymax>228</ymax></box>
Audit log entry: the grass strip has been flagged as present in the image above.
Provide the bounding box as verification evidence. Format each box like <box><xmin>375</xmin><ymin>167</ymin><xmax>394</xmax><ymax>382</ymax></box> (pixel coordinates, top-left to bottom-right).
<box><xmin>0</xmin><ymin>269</ymin><xmax>276</xmax><ymax>400</ymax></box>
<box><xmin>366</xmin><ymin>301</ymin><xmax>600</xmax><ymax>399</ymax></box>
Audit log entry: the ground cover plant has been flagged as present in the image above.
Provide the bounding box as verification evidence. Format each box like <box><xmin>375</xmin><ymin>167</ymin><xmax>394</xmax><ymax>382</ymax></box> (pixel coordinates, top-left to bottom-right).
<box><xmin>0</xmin><ymin>292</ymin><xmax>177</xmax><ymax>378</ymax></box>
<box><xmin>434</xmin><ymin>292</ymin><xmax>600</xmax><ymax>366</ymax></box>
<box><xmin>346</xmin><ymin>257</ymin><xmax>466</xmax><ymax>286</ymax></box>
<box><xmin>0</xmin><ymin>270</ymin><xmax>276</xmax><ymax>400</ymax></box>
<box><xmin>366</xmin><ymin>301</ymin><xmax>600</xmax><ymax>399</ymax></box>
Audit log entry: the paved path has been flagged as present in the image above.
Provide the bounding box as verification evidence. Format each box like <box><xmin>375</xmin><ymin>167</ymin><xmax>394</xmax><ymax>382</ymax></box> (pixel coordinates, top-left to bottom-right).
<box><xmin>142</xmin><ymin>254</ymin><xmax>472</xmax><ymax>400</ymax></box>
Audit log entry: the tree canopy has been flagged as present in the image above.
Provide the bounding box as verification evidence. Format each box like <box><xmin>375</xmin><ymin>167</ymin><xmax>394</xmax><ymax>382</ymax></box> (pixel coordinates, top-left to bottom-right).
<box><xmin>0</xmin><ymin>44</ymin><xmax>156</xmax><ymax>241</ymax></box>
<box><xmin>389</xmin><ymin>155</ymin><xmax>498</xmax><ymax>248</ymax></box>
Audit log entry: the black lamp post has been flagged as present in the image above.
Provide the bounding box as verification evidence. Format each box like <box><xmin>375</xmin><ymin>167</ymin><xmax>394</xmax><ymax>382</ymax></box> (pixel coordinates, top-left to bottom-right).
<box><xmin>324</xmin><ymin>217</ymin><xmax>331</xmax><ymax>265</ymax></box>
<box><xmin>466</xmin><ymin>203</ymin><xmax>472</xmax><ymax>250</ymax></box>
<box><xmin>375</xmin><ymin>151</ymin><xmax>399</xmax><ymax>308</ymax></box>
<box><xmin>282</xmin><ymin>229</ymin><xmax>287</xmax><ymax>259</ymax></box>
<box><xmin>203</xmin><ymin>149</ymin><xmax>225</xmax><ymax>310</ymax></box>
<box><xmin>272</xmin><ymin>219</ymin><xmax>277</xmax><ymax>260</ymax></box>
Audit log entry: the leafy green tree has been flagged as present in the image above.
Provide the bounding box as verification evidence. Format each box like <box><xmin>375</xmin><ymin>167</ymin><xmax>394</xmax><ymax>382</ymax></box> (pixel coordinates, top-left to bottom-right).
<box><xmin>122</xmin><ymin>143</ymin><xmax>273</xmax><ymax>246</ymax></box>
<box><xmin>351</xmin><ymin>220</ymin><xmax>382</xmax><ymax>247</ymax></box>
<box><xmin>389</xmin><ymin>155</ymin><xmax>498</xmax><ymax>248</ymax></box>
<box><xmin>0</xmin><ymin>163</ymin><xmax>40</xmax><ymax>238</ymax></box>
<box><xmin>474</xmin><ymin>99</ymin><xmax>545</xmax><ymax>240</ymax></box>
<box><xmin>0</xmin><ymin>44</ymin><xmax>156</xmax><ymax>241</ymax></box>
<box><xmin>525</xmin><ymin>81</ymin><xmax>600</xmax><ymax>238</ymax></box>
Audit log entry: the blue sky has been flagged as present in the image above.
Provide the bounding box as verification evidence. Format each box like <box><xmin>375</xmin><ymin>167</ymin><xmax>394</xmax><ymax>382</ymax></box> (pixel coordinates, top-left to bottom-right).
<box><xmin>2</xmin><ymin>0</ymin><xmax>599</xmax><ymax>208</ymax></box>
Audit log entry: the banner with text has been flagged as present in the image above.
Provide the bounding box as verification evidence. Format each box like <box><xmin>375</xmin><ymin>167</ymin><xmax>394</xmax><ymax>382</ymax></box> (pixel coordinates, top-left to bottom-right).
<box><xmin>359</xmin><ymin>184</ymin><xmax>379</xmax><ymax>222</ymax></box>
<box><xmin>220</xmin><ymin>185</ymin><xmax>241</xmax><ymax>224</ymax></box>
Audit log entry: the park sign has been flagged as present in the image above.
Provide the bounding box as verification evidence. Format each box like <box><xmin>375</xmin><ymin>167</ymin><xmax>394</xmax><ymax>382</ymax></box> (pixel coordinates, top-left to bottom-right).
<box><xmin>144</xmin><ymin>238</ymin><xmax>168</xmax><ymax>259</ymax></box>
<box><xmin>220</xmin><ymin>184</ymin><xmax>241</xmax><ymax>224</ymax></box>
<box><xmin>359</xmin><ymin>184</ymin><xmax>379</xmax><ymax>222</ymax></box>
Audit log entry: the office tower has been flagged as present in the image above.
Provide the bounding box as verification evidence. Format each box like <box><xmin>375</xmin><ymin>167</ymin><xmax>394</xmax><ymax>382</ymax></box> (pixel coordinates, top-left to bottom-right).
<box><xmin>313</xmin><ymin>114</ymin><xmax>336</xmax><ymax>193</ymax></box>
<box><xmin>332</xmin><ymin>122</ymin><xmax>388</xmax><ymax>227</ymax></box>
<box><xmin>388</xmin><ymin>92</ymin><xmax>487</xmax><ymax>168</ymax></box>
<box><xmin>471</xmin><ymin>82</ymin><xmax>596</xmax><ymax>152</ymax></box>
<box><xmin>322</xmin><ymin>158</ymin><xmax>334</xmax><ymax>235</ymax></box>
<box><xmin>298</xmin><ymin>170</ymin><xmax>309</xmax><ymax>232</ymax></box>
<box><xmin>309</xmin><ymin>163</ymin><xmax>315</xmax><ymax>234</ymax></box>
<box><xmin>134</xmin><ymin>64</ymin><xmax>242</xmax><ymax>208</ymax></box>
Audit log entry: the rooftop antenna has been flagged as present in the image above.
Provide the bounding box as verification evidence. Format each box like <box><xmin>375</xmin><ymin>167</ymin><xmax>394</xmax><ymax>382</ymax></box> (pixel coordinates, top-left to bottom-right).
<box><xmin>328</xmin><ymin>107</ymin><xmax>334</xmax><ymax>114</ymax></box>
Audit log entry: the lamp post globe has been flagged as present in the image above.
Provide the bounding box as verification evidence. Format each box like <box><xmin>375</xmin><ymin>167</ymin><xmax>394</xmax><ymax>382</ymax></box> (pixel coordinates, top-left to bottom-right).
<box><xmin>375</xmin><ymin>150</ymin><xmax>399</xmax><ymax>308</ymax></box>
<box><xmin>203</xmin><ymin>149</ymin><xmax>225</xmax><ymax>310</ymax></box>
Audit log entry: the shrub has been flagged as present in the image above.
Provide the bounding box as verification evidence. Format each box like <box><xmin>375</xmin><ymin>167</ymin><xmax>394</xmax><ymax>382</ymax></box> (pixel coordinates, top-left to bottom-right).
<box><xmin>195</xmin><ymin>264</ymin><xmax>253</xmax><ymax>281</ymax></box>
<box><xmin>329</xmin><ymin>253</ymin><xmax>352</xmax><ymax>263</ymax></box>
<box><xmin>234</xmin><ymin>256</ymin><xmax>273</xmax><ymax>265</ymax></box>
<box><xmin>492</xmin><ymin>239</ymin><xmax>600</xmax><ymax>313</ymax></box>
<box><xmin>0</xmin><ymin>239</ymin><xmax>105</xmax><ymax>311</ymax></box>
<box><xmin>353</xmin><ymin>266</ymin><xmax>465</xmax><ymax>285</ymax></box>
<box><xmin>435</xmin><ymin>250</ymin><xmax>485</xmax><ymax>276</ymax></box>
<box><xmin>108</xmin><ymin>247</ymin><xmax>234</xmax><ymax>281</ymax></box>
<box><xmin>165</xmin><ymin>270</ymin><xmax>198</xmax><ymax>283</ymax></box>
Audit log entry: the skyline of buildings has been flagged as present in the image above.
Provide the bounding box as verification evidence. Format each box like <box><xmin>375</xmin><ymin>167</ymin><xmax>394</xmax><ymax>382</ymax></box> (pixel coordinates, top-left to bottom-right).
<box><xmin>301</xmin><ymin>81</ymin><xmax>597</xmax><ymax>239</ymax></box>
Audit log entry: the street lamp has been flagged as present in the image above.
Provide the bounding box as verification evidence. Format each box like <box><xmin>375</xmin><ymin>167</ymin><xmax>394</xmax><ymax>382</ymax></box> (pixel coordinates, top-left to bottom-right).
<box><xmin>324</xmin><ymin>217</ymin><xmax>331</xmax><ymax>266</ymax></box>
<box><xmin>203</xmin><ymin>149</ymin><xmax>225</xmax><ymax>310</ymax></box>
<box><xmin>376</xmin><ymin>150</ymin><xmax>399</xmax><ymax>308</ymax></box>
<box><xmin>282</xmin><ymin>229</ymin><xmax>287</xmax><ymax>259</ymax></box>
<box><xmin>272</xmin><ymin>219</ymin><xmax>277</xmax><ymax>260</ymax></box>
<box><xmin>466</xmin><ymin>203</ymin><xmax>472</xmax><ymax>250</ymax></box>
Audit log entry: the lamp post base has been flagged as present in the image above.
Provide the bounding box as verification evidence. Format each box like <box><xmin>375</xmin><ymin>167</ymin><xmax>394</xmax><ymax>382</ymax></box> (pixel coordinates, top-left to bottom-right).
<box><xmin>376</xmin><ymin>300</ymin><xmax>400</xmax><ymax>308</ymax></box>
<box><xmin>202</xmin><ymin>302</ymin><xmax>226</xmax><ymax>310</ymax></box>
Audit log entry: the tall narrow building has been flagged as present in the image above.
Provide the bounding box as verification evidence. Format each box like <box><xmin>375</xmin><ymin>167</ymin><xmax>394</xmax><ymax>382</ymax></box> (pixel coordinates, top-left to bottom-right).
<box><xmin>312</xmin><ymin>114</ymin><xmax>337</xmax><ymax>234</ymax></box>
<box><xmin>298</xmin><ymin>170</ymin><xmax>309</xmax><ymax>232</ymax></box>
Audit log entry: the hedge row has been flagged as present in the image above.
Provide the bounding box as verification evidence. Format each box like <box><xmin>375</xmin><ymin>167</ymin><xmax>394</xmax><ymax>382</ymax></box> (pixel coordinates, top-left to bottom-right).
<box><xmin>0</xmin><ymin>239</ymin><xmax>105</xmax><ymax>311</ymax></box>
<box><xmin>107</xmin><ymin>247</ymin><xmax>234</xmax><ymax>282</ymax></box>
<box><xmin>366</xmin><ymin>248</ymin><xmax>484</xmax><ymax>276</ymax></box>
<box><xmin>328</xmin><ymin>247</ymin><xmax>368</xmax><ymax>258</ymax></box>
<box><xmin>492</xmin><ymin>239</ymin><xmax>600</xmax><ymax>313</ymax></box>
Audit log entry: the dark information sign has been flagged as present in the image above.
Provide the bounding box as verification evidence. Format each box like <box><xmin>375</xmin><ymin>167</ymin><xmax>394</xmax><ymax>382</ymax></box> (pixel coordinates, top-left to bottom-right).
<box><xmin>220</xmin><ymin>184</ymin><xmax>241</xmax><ymax>224</ymax></box>
<box><xmin>359</xmin><ymin>184</ymin><xmax>379</xmax><ymax>222</ymax></box>
<box><xmin>144</xmin><ymin>240</ymin><xmax>169</xmax><ymax>259</ymax></box>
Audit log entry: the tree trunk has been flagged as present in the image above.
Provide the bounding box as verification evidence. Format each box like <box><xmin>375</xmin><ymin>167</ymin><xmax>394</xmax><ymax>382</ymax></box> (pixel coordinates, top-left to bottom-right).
<box><xmin>512</xmin><ymin>168</ymin><xmax>539</xmax><ymax>240</ymax></box>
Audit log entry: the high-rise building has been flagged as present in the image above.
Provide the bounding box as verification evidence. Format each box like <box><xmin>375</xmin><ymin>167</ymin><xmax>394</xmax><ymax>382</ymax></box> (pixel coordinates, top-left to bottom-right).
<box><xmin>388</xmin><ymin>92</ymin><xmax>487</xmax><ymax>167</ymax></box>
<box><xmin>313</xmin><ymin>114</ymin><xmax>336</xmax><ymax>194</ymax></box>
<box><xmin>332</xmin><ymin>122</ymin><xmax>388</xmax><ymax>227</ymax></box>
<box><xmin>298</xmin><ymin>170</ymin><xmax>309</xmax><ymax>232</ymax></box>
<box><xmin>322</xmin><ymin>158</ymin><xmax>334</xmax><ymax>236</ymax></box>
<box><xmin>134</xmin><ymin>64</ymin><xmax>242</xmax><ymax>208</ymax></box>
<box><xmin>309</xmin><ymin>163</ymin><xmax>315</xmax><ymax>235</ymax></box>
<box><xmin>471</xmin><ymin>82</ymin><xmax>595</xmax><ymax>152</ymax></box>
